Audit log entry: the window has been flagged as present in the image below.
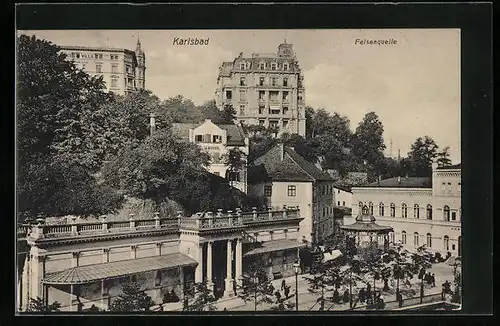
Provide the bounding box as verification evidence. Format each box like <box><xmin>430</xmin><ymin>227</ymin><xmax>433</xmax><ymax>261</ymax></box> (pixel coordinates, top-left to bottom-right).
<box><xmin>259</xmin><ymin>91</ymin><xmax>266</xmax><ymax>100</ymax></box>
<box><xmin>401</xmin><ymin>203</ymin><xmax>407</xmax><ymax>218</ymax></box>
<box><xmin>258</xmin><ymin>105</ymin><xmax>265</xmax><ymax>114</ymax></box>
<box><xmin>338</xmin><ymin>201</ymin><xmax>341</xmax><ymax>206</ymax></box>
<box><xmin>227</xmin><ymin>171</ymin><xmax>240</xmax><ymax>182</ymax></box>
<box><xmin>283</xmin><ymin>77</ymin><xmax>288</xmax><ymax>86</ymax></box>
<box><xmin>269</xmin><ymin>91</ymin><xmax>279</xmax><ymax>101</ymax></box>
<box><xmin>76</xmin><ymin>53</ymin><xmax>80</xmax><ymax>59</ymax></box>
<box><xmin>359</xmin><ymin>202</ymin><xmax>363</xmax><ymax>213</ymax></box>
<box><xmin>96</xmin><ymin>53</ymin><xmax>103</xmax><ymax>60</ymax></box>
<box><xmin>111</xmin><ymin>64</ymin><xmax>118</xmax><ymax>74</ymax></box>
<box><xmin>390</xmin><ymin>203</ymin><xmax>396</xmax><ymax>217</ymax></box>
<box><xmin>451</xmin><ymin>212</ymin><xmax>456</xmax><ymax>221</ymax></box>
<box><xmin>441</xmin><ymin>182</ymin><xmax>446</xmax><ymax>191</ymax></box>
<box><xmin>239</xmin><ymin>105</ymin><xmax>245</xmax><ymax>115</ymax></box>
<box><xmin>368</xmin><ymin>202</ymin><xmax>373</xmax><ymax>215</ymax></box>
<box><xmin>240</xmin><ymin>77</ymin><xmax>246</xmax><ymax>86</ymax></box>
<box><xmin>282</xmin><ymin>106</ymin><xmax>289</xmax><ymax>114</ymax></box>
<box><xmin>240</xmin><ymin>63</ymin><xmax>246</xmax><ymax>70</ymax></box>
<box><xmin>258</xmin><ymin>120</ymin><xmax>265</xmax><ymax>126</ymax></box>
<box><xmin>443</xmin><ymin>235</ymin><xmax>449</xmax><ymax>251</ymax></box>
<box><xmin>338</xmin><ymin>189</ymin><xmax>340</xmax><ymax>194</ymax></box>
<box><xmin>212</xmin><ymin>135</ymin><xmax>221</xmax><ymax>143</ymax></box>
<box><xmin>271</xmin><ymin>63</ymin><xmax>277</xmax><ymax>70</ymax></box>
<box><xmin>427</xmin><ymin>204</ymin><xmax>433</xmax><ymax>219</ymax></box>
<box><xmin>426</xmin><ymin>233</ymin><xmax>432</xmax><ymax>248</ymax></box>
<box><xmin>447</xmin><ymin>182</ymin><xmax>452</xmax><ymax>192</ymax></box>
<box><xmin>271</xmin><ymin>78</ymin><xmax>277</xmax><ymax>86</ymax></box>
<box><xmin>96</xmin><ymin>64</ymin><xmax>102</xmax><ymax>73</ymax></box>
<box><xmin>342</xmin><ymin>201</ymin><xmax>345</xmax><ymax>206</ymax></box>
<box><xmin>458</xmin><ymin>182</ymin><xmax>461</xmax><ymax>193</ymax></box>
<box><xmin>155</xmin><ymin>271</ymin><xmax>162</xmax><ymax>286</ymax></box>
<box><xmin>283</xmin><ymin>120</ymin><xmax>289</xmax><ymax>128</ymax></box>
<box><xmin>402</xmin><ymin>231</ymin><xmax>407</xmax><ymax>245</ymax></box>
<box><xmin>443</xmin><ymin>205</ymin><xmax>450</xmax><ymax>221</ymax></box>
<box><xmin>283</xmin><ymin>63</ymin><xmax>289</xmax><ymax>71</ymax></box>
<box><xmin>390</xmin><ymin>232</ymin><xmax>395</xmax><ymax>243</ymax></box>
<box><xmin>111</xmin><ymin>77</ymin><xmax>118</xmax><ymax>88</ymax></box>
<box><xmin>414</xmin><ymin>232</ymin><xmax>419</xmax><ymax>247</ymax></box>
<box><xmin>239</xmin><ymin>90</ymin><xmax>246</xmax><ymax>101</ymax></box>
<box><xmin>283</xmin><ymin>91</ymin><xmax>289</xmax><ymax>101</ymax></box>
<box><xmin>379</xmin><ymin>203</ymin><xmax>384</xmax><ymax>216</ymax></box>
<box><xmin>287</xmin><ymin>185</ymin><xmax>296</xmax><ymax>197</ymax></box>
<box><xmin>452</xmin><ymin>244</ymin><xmax>456</xmax><ymax>250</ymax></box>
<box><xmin>195</xmin><ymin>135</ymin><xmax>203</xmax><ymax>142</ymax></box>
<box><xmin>126</xmin><ymin>65</ymin><xmax>132</xmax><ymax>74</ymax></box>
<box><xmin>259</xmin><ymin>63</ymin><xmax>265</xmax><ymax>70</ymax></box>
<box><xmin>259</xmin><ymin>77</ymin><xmax>265</xmax><ymax>86</ymax></box>
<box><xmin>414</xmin><ymin>204</ymin><xmax>420</xmax><ymax>218</ymax></box>
<box><xmin>226</xmin><ymin>90</ymin><xmax>232</xmax><ymax>100</ymax></box>
<box><xmin>110</xmin><ymin>54</ymin><xmax>118</xmax><ymax>60</ymax></box>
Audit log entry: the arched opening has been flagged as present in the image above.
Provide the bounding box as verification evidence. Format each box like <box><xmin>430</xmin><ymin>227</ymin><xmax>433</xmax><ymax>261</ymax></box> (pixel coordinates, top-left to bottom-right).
<box><xmin>368</xmin><ymin>202</ymin><xmax>373</xmax><ymax>215</ymax></box>
<box><xmin>401</xmin><ymin>231</ymin><xmax>407</xmax><ymax>245</ymax></box>
<box><xmin>444</xmin><ymin>206</ymin><xmax>450</xmax><ymax>221</ymax></box>
<box><xmin>426</xmin><ymin>204</ymin><xmax>433</xmax><ymax>220</ymax></box>
<box><xmin>401</xmin><ymin>203</ymin><xmax>407</xmax><ymax>218</ymax></box>
<box><xmin>379</xmin><ymin>203</ymin><xmax>384</xmax><ymax>217</ymax></box>
<box><xmin>414</xmin><ymin>204</ymin><xmax>420</xmax><ymax>218</ymax></box>
<box><xmin>426</xmin><ymin>233</ymin><xmax>432</xmax><ymax>248</ymax></box>
<box><xmin>413</xmin><ymin>232</ymin><xmax>419</xmax><ymax>247</ymax></box>
<box><xmin>390</xmin><ymin>203</ymin><xmax>395</xmax><ymax>217</ymax></box>
<box><xmin>444</xmin><ymin>235</ymin><xmax>450</xmax><ymax>251</ymax></box>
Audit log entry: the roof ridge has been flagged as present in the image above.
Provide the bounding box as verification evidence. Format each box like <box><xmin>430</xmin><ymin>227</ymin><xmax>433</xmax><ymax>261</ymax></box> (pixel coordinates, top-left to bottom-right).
<box><xmin>284</xmin><ymin>148</ymin><xmax>315</xmax><ymax>181</ymax></box>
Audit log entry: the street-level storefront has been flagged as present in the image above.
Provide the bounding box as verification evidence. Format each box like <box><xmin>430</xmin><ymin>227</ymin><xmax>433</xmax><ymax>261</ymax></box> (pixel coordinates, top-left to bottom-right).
<box><xmin>242</xmin><ymin>239</ymin><xmax>306</xmax><ymax>281</ymax></box>
<box><xmin>41</xmin><ymin>253</ymin><xmax>197</xmax><ymax>311</ymax></box>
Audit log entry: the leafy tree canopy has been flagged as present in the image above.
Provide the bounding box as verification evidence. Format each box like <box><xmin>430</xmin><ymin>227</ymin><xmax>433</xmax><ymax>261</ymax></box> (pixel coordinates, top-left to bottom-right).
<box><xmin>26</xmin><ymin>297</ymin><xmax>61</xmax><ymax>313</ymax></box>
<box><xmin>407</xmin><ymin>136</ymin><xmax>439</xmax><ymax>177</ymax></box>
<box><xmin>109</xmin><ymin>282</ymin><xmax>155</xmax><ymax>312</ymax></box>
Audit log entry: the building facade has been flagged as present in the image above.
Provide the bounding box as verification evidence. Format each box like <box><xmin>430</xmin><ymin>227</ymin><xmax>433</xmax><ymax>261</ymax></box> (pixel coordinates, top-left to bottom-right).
<box><xmin>248</xmin><ymin>143</ymin><xmax>336</xmax><ymax>244</ymax></box>
<box><xmin>59</xmin><ymin>39</ymin><xmax>146</xmax><ymax>95</ymax></box>
<box><xmin>171</xmin><ymin>119</ymin><xmax>250</xmax><ymax>194</ymax></box>
<box><xmin>346</xmin><ymin>163</ymin><xmax>462</xmax><ymax>256</ymax></box>
<box><xmin>333</xmin><ymin>185</ymin><xmax>353</xmax><ymax>209</ymax></box>
<box><xmin>17</xmin><ymin>208</ymin><xmax>304</xmax><ymax>312</ymax></box>
<box><xmin>215</xmin><ymin>41</ymin><xmax>306</xmax><ymax>136</ymax></box>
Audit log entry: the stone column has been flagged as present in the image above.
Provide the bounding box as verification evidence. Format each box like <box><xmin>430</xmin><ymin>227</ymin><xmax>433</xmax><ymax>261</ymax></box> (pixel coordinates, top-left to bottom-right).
<box><xmin>206</xmin><ymin>242</ymin><xmax>214</xmax><ymax>291</ymax></box>
<box><xmin>71</xmin><ymin>252</ymin><xmax>79</xmax><ymax>268</ymax></box>
<box><xmin>130</xmin><ymin>246</ymin><xmax>137</xmax><ymax>260</ymax></box>
<box><xmin>224</xmin><ymin>239</ymin><xmax>234</xmax><ymax>297</ymax></box>
<box><xmin>102</xmin><ymin>248</ymin><xmax>109</xmax><ymax>263</ymax></box>
<box><xmin>156</xmin><ymin>242</ymin><xmax>162</xmax><ymax>256</ymax></box>
<box><xmin>100</xmin><ymin>280</ymin><xmax>105</xmax><ymax>310</ymax></box>
<box><xmin>195</xmin><ymin>243</ymin><xmax>203</xmax><ymax>283</ymax></box>
<box><xmin>235</xmin><ymin>238</ymin><xmax>243</xmax><ymax>287</ymax></box>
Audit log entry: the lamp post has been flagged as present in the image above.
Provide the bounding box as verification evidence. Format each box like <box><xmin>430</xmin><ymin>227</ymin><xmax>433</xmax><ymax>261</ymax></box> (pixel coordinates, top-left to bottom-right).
<box><xmin>293</xmin><ymin>262</ymin><xmax>300</xmax><ymax>311</ymax></box>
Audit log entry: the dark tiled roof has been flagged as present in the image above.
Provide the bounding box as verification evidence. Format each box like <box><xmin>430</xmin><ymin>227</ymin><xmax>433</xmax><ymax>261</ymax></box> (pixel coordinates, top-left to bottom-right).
<box><xmin>436</xmin><ymin>163</ymin><xmax>461</xmax><ymax>170</ymax></box>
<box><xmin>251</xmin><ymin>144</ymin><xmax>334</xmax><ymax>183</ymax></box>
<box><xmin>333</xmin><ymin>185</ymin><xmax>352</xmax><ymax>193</ymax></box>
<box><xmin>360</xmin><ymin>177</ymin><xmax>432</xmax><ymax>188</ymax></box>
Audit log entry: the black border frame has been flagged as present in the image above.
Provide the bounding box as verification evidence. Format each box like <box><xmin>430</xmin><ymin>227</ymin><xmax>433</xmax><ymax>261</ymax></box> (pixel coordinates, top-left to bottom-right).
<box><xmin>10</xmin><ymin>1</ymin><xmax>493</xmax><ymax>324</ymax></box>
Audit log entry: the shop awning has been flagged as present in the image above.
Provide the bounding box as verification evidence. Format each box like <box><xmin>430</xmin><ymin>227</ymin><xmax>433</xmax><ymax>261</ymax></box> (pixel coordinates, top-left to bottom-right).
<box><xmin>243</xmin><ymin>239</ymin><xmax>306</xmax><ymax>257</ymax></box>
<box><xmin>42</xmin><ymin>252</ymin><xmax>197</xmax><ymax>285</ymax></box>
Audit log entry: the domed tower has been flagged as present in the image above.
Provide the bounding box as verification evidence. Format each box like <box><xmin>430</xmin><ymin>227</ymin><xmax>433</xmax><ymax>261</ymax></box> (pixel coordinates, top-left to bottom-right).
<box><xmin>135</xmin><ymin>37</ymin><xmax>146</xmax><ymax>90</ymax></box>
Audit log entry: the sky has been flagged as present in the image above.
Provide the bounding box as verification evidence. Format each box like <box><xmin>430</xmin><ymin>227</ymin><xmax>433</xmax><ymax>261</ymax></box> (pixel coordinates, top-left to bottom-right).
<box><xmin>19</xmin><ymin>29</ymin><xmax>461</xmax><ymax>163</ymax></box>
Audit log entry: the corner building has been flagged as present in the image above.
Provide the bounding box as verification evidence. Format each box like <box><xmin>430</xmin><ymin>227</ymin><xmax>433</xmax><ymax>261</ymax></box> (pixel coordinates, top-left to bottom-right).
<box><xmin>347</xmin><ymin>163</ymin><xmax>462</xmax><ymax>257</ymax></box>
<box><xmin>215</xmin><ymin>41</ymin><xmax>306</xmax><ymax>136</ymax></box>
<box><xmin>59</xmin><ymin>39</ymin><xmax>146</xmax><ymax>95</ymax></box>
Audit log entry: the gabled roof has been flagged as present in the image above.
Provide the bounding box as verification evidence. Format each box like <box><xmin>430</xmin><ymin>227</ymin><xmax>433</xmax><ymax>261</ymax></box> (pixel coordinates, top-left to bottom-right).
<box><xmin>333</xmin><ymin>185</ymin><xmax>352</xmax><ymax>193</ymax></box>
<box><xmin>359</xmin><ymin>177</ymin><xmax>432</xmax><ymax>188</ymax></box>
<box><xmin>436</xmin><ymin>163</ymin><xmax>461</xmax><ymax>170</ymax></box>
<box><xmin>251</xmin><ymin>144</ymin><xmax>334</xmax><ymax>183</ymax></box>
<box><xmin>171</xmin><ymin>121</ymin><xmax>247</xmax><ymax>147</ymax></box>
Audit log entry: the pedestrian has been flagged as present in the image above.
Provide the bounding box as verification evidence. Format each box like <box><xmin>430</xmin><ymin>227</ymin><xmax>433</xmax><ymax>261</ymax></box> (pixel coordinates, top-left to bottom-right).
<box><xmin>359</xmin><ymin>287</ymin><xmax>366</xmax><ymax>303</ymax></box>
<box><xmin>396</xmin><ymin>291</ymin><xmax>404</xmax><ymax>308</ymax></box>
<box><xmin>343</xmin><ymin>289</ymin><xmax>350</xmax><ymax>303</ymax></box>
<box><xmin>223</xmin><ymin>307</ymin><xmax>227</xmax><ymax>311</ymax></box>
<box><xmin>431</xmin><ymin>274</ymin><xmax>436</xmax><ymax>287</ymax></box>
<box><xmin>158</xmin><ymin>304</ymin><xmax>164</xmax><ymax>312</ymax></box>
<box><xmin>405</xmin><ymin>279</ymin><xmax>411</xmax><ymax>288</ymax></box>
<box><xmin>284</xmin><ymin>285</ymin><xmax>290</xmax><ymax>298</ymax></box>
<box><xmin>333</xmin><ymin>289</ymin><xmax>340</xmax><ymax>303</ymax></box>
<box><xmin>378</xmin><ymin>294</ymin><xmax>385</xmax><ymax>310</ymax></box>
<box><xmin>269</xmin><ymin>283</ymin><xmax>275</xmax><ymax>293</ymax></box>
<box><xmin>281</xmin><ymin>279</ymin><xmax>286</xmax><ymax>291</ymax></box>
<box><xmin>275</xmin><ymin>290</ymin><xmax>281</xmax><ymax>303</ymax></box>
<box><xmin>383</xmin><ymin>279</ymin><xmax>390</xmax><ymax>292</ymax></box>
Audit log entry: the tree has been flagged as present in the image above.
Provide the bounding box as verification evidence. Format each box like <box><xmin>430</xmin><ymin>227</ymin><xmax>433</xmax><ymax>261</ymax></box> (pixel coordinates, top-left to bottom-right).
<box><xmin>160</xmin><ymin>95</ymin><xmax>201</xmax><ymax>123</ymax></box>
<box><xmin>183</xmin><ymin>282</ymin><xmax>218</xmax><ymax>311</ymax></box>
<box><xmin>236</xmin><ymin>263</ymin><xmax>275</xmax><ymax>311</ymax></box>
<box><xmin>17</xmin><ymin>35</ymin><xmax>124</xmax><ymax>220</ymax></box>
<box><xmin>198</xmin><ymin>100</ymin><xmax>220</xmax><ymax>122</ymax></box>
<box><xmin>212</xmin><ymin>104</ymin><xmax>236</xmax><ymax>125</ymax></box>
<box><xmin>305</xmin><ymin>263</ymin><xmax>343</xmax><ymax>310</ymax></box>
<box><xmin>224</xmin><ymin>148</ymin><xmax>247</xmax><ymax>189</ymax></box>
<box><xmin>436</xmin><ymin>146</ymin><xmax>452</xmax><ymax>168</ymax></box>
<box><xmin>244</xmin><ymin>125</ymin><xmax>279</xmax><ymax>162</ymax></box>
<box><xmin>407</xmin><ymin>136</ymin><xmax>439</xmax><ymax>177</ymax></box>
<box><xmin>108</xmin><ymin>282</ymin><xmax>155</xmax><ymax>312</ymax></box>
<box><xmin>282</xmin><ymin>134</ymin><xmax>319</xmax><ymax>164</ymax></box>
<box><xmin>410</xmin><ymin>246</ymin><xmax>433</xmax><ymax>303</ymax></box>
<box><xmin>25</xmin><ymin>297</ymin><xmax>61</xmax><ymax>312</ymax></box>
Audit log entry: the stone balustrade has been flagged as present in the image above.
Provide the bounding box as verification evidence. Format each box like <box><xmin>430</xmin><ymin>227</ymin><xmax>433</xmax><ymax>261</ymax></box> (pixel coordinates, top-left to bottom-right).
<box><xmin>21</xmin><ymin>207</ymin><xmax>301</xmax><ymax>239</ymax></box>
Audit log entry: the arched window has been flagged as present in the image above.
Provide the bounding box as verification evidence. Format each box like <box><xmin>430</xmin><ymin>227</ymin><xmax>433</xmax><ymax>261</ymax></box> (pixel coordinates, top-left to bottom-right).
<box><xmin>413</xmin><ymin>232</ymin><xmax>419</xmax><ymax>247</ymax></box>
<box><xmin>402</xmin><ymin>203</ymin><xmax>407</xmax><ymax>218</ymax></box>
<box><xmin>390</xmin><ymin>232</ymin><xmax>395</xmax><ymax>243</ymax></box>
<box><xmin>444</xmin><ymin>205</ymin><xmax>450</xmax><ymax>221</ymax></box>
<box><xmin>390</xmin><ymin>203</ymin><xmax>396</xmax><ymax>217</ymax></box>
<box><xmin>447</xmin><ymin>182</ymin><xmax>452</xmax><ymax>192</ymax></box>
<box><xmin>414</xmin><ymin>204</ymin><xmax>420</xmax><ymax>218</ymax></box>
<box><xmin>441</xmin><ymin>182</ymin><xmax>446</xmax><ymax>191</ymax></box>
<box><xmin>426</xmin><ymin>204</ymin><xmax>433</xmax><ymax>220</ymax></box>
<box><xmin>444</xmin><ymin>235</ymin><xmax>450</xmax><ymax>251</ymax></box>
<box><xmin>368</xmin><ymin>202</ymin><xmax>373</xmax><ymax>215</ymax></box>
<box><xmin>401</xmin><ymin>231</ymin><xmax>407</xmax><ymax>245</ymax></box>
<box><xmin>379</xmin><ymin>203</ymin><xmax>384</xmax><ymax>217</ymax></box>
<box><xmin>426</xmin><ymin>233</ymin><xmax>432</xmax><ymax>248</ymax></box>
<box><xmin>458</xmin><ymin>182</ymin><xmax>461</xmax><ymax>193</ymax></box>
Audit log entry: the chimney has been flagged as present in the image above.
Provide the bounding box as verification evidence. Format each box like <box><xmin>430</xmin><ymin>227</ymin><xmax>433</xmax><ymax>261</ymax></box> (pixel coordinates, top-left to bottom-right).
<box><xmin>149</xmin><ymin>113</ymin><xmax>156</xmax><ymax>136</ymax></box>
<box><xmin>280</xmin><ymin>143</ymin><xmax>284</xmax><ymax>161</ymax></box>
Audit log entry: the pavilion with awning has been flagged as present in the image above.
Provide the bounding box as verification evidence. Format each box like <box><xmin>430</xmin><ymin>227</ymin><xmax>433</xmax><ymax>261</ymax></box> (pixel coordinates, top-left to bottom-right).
<box><xmin>41</xmin><ymin>252</ymin><xmax>197</xmax><ymax>311</ymax></box>
<box><xmin>340</xmin><ymin>205</ymin><xmax>394</xmax><ymax>251</ymax></box>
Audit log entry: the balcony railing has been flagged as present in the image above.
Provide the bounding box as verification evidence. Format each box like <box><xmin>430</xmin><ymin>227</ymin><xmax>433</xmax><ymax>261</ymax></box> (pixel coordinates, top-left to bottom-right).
<box><xmin>21</xmin><ymin>207</ymin><xmax>302</xmax><ymax>240</ymax></box>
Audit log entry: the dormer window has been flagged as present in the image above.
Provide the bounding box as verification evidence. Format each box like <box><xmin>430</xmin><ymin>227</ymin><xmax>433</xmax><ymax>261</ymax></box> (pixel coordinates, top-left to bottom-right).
<box><xmin>240</xmin><ymin>63</ymin><xmax>246</xmax><ymax>70</ymax></box>
<box><xmin>259</xmin><ymin>62</ymin><xmax>265</xmax><ymax>70</ymax></box>
<box><xmin>271</xmin><ymin>63</ymin><xmax>277</xmax><ymax>70</ymax></box>
<box><xmin>283</xmin><ymin>63</ymin><xmax>289</xmax><ymax>71</ymax></box>
<box><xmin>240</xmin><ymin>77</ymin><xmax>246</xmax><ymax>86</ymax></box>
